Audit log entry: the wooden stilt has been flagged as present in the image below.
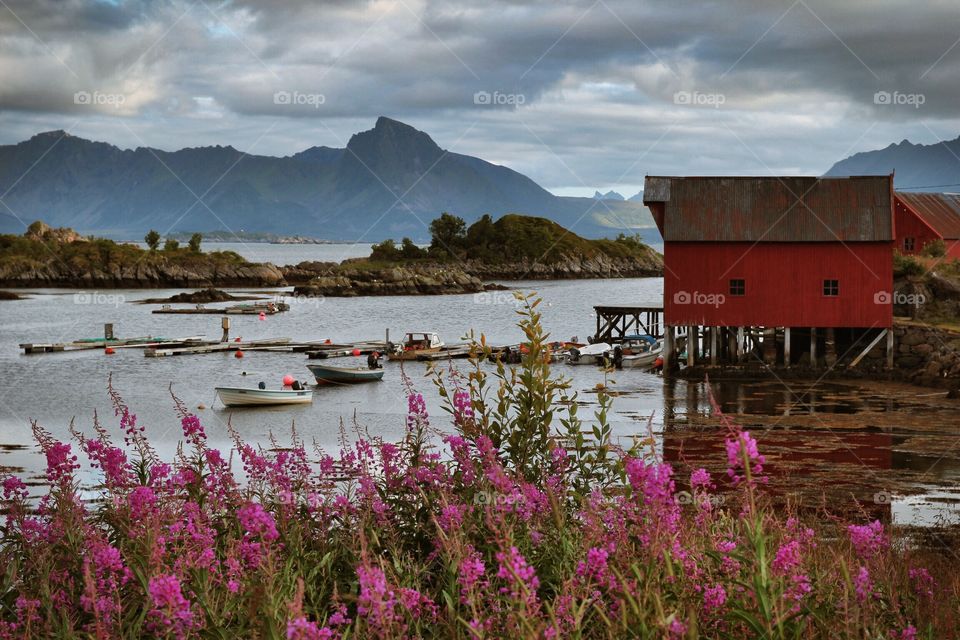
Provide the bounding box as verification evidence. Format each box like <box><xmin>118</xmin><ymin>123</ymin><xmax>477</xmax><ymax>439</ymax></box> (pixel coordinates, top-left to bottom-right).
<box><xmin>825</xmin><ymin>328</ymin><xmax>837</xmax><ymax>367</ymax></box>
<box><xmin>784</xmin><ymin>327</ymin><xmax>791</xmax><ymax>368</ymax></box>
<box><xmin>810</xmin><ymin>328</ymin><xmax>817</xmax><ymax>367</ymax></box>
<box><xmin>710</xmin><ymin>327</ymin><xmax>718</xmax><ymax>365</ymax></box>
<box><xmin>763</xmin><ymin>327</ymin><xmax>776</xmax><ymax>364</ymax></box>
<box><xmin>687</xmin><ymin>326</ymin><xmax>696</xmax><ymax>367</ymax></box>
<box><xmin>736</xmin><ymin>327</ymin><xmax>745</xmax><ymax>362</ymax></box>
<box><xmin>886</xmin><ymin>328</ymin><xmax>895</xmax><ymax>369</ymax></box>
<box><xmin>664</xmin><ymin>326</ymin><xmax>675</xmax><ymax>371</ymax></box>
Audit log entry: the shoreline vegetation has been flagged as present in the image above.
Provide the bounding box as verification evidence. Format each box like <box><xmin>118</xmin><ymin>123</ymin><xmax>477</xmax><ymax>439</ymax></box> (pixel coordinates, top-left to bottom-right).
<box><xmin>0</xmin><ymin>214</ymin><xmax>664</xmax><ymax>293</ymax></box>
<box><xmin>0</xmin><ymin>299</ymin><xmax>954</xmax><ymax>638</ymax></box>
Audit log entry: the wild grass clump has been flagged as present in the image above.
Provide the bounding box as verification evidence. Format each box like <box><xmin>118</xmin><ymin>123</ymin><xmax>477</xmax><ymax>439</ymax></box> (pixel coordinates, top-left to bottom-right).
<box><xmin>1</xmin><ymin>295</ymin><xmax>956</xmax><ymax>639</ymax></box>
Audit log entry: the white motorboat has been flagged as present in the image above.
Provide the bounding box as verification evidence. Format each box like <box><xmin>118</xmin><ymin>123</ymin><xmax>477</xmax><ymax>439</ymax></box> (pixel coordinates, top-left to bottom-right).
<box><xmin>566</xmin><ymin>342</ymin><xmax>612</xmax><ymax>365</ymax></box>
<box><xmin>215</xmin><ymin>386</ymin><xmax>313</xmax><ymax>407</ymax></box>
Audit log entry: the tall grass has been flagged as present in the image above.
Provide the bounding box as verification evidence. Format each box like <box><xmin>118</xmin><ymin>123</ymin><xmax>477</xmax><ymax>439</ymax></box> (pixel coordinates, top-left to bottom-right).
<box><xmin>0</xmin><ymin>294</ymin><xmax>955</xmax><ymax>638</ymax></box>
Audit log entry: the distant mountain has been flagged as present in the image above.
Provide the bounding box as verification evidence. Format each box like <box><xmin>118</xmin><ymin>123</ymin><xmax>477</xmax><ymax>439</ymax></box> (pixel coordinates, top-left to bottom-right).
<box><xmin>593</xmin><ymin>190</ymin><xmax>625</xmax><ymax>201</ymax></box>
<box><xmin>628</xmin><ymin>191</ymin><xmax>644</xmax><ymax>202</ymax></box>
<box><xmin>0</xmin><ymin>117</ymin><xmax>656</xmax><ymax>241</ymax></box>
<box><xmin>824</xmin><ymin>135</ymin><xmax>960</xmax><ymax>191</ymax></box>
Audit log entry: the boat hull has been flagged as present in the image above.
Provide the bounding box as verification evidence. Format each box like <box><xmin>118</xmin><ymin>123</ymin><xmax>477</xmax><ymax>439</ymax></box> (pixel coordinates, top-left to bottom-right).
<box><xmin>215</xmin><ymin>387</ymin><xmax>313</xmax><ymax>407</ymax></box>
<box><xmin>388</xmin><ymin>347</ymin><xmax>441</xmax><ymax>361</ymax></box>
<box><xmin>307</xmin><ymin>364</ymin><xmax>385</xmax><ymax>384</ymax></box>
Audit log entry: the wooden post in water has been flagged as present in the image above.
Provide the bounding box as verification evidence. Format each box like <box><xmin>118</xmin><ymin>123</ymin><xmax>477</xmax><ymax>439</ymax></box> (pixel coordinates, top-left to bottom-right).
<box><xmin>664</xmin><ymin>326</ymin><xmax>675</xmax><ymax>372</ymax></box>
<box><xmin>784</xmin><ymin>327</ymin><xmax>791</xmax><ymax>368</ymax></box>
<box><xmin>104</xmin><ymin>324</ymin><xmax>114</xmax><ymax>340</ymax></box>
<box><xmin>886</xmin><ymin>328</ymin><xmax>895</xmax><ymax>369</ymax></box>
<box><xmin>810</xmin><ymin>328</ymin><xmax>817</xmax><ymax>367</ymax></box>
<box><xmin>687</xmin><ymin>326</ymin><xmax>696</xmax><ymax>367</ymax></box>
<box><xmin>736</xmin><ymin>327</ymin><xmax>745</xmax><ymax>362</ymax></box>
<box><xmin>710</xmin><ymin>327</ymin><xmax>718</xmax><ymax>365</ymax></box>
<box><xmin>763</xmin><ymin>327</ymin><xmax>776</xmax><ymax>365</ymax></box>
<box><xmin>221</xmin><ymin>317</ymin><xmax>230</xmax><ymax>343</ymax></box>
<box><xmin>824</xmin><ymin>328</ymin><xmax>837</xmax><ymax>367</ymax></box>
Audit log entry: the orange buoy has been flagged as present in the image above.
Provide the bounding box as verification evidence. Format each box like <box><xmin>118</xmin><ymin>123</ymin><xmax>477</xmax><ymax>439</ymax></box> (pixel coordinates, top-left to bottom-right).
<box><xmin>235</xmin><ymin>350</ymin><xmax>244</xmax><ymax>358</ymax></box>
<box><xmin>258</xmin><ymin>312</ymin><xmax>266</xmax><ymax>321</ymax></box>
<box><xmin>654</xmin><ymin>356</ymin><xmax>664</xmax><ymax>368</ymax></box>
<box><xmin>324</xmin><ymin>338</ymin><xmax>332</xmax><ymax>344</ymax></box>
<box><xmin>352</xmin><ymin>348</ymin><xmax>361</xmax><ymax>356</ymax></box>
<box><xmin>282</xmin><ymin>374</ymin><xmax>295</xmax><ymax>386</ymax></box>
<box><xmin>104</xmin><ymin>347</ymin><xmax>115</xmax><ymax>355</ymax></box>
<box><xmin>234</xmin><ymin>337</ymin><xmax>242</xmax><ymax>343</ymax></box>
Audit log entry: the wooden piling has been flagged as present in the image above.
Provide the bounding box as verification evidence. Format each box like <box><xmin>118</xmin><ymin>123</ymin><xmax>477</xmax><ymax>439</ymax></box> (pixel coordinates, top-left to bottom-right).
<box><xmin>784</xmin><ymin>327</ymin><xmax>791</xmax><ymax>368</ymax></box>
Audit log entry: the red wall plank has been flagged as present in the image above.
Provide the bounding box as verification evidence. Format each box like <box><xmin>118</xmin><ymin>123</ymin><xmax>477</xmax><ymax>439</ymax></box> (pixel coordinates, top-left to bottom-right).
<box><xmin>664</xmin><ymin>242</ymin><xmax>893</xmax><ymax>327</ymax></box>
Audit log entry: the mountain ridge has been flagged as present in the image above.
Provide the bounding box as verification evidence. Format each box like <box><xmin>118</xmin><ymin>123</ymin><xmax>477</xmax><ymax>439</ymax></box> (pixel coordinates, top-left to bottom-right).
<box><xmin>824</xmin><ymin>134</ymin><xmax>960</xmax><ymax>190</ymax></box>
<box><xmin>0</xmin><ymin>117</ymin><xmax>656</xmax><ymax>241</ymax></box>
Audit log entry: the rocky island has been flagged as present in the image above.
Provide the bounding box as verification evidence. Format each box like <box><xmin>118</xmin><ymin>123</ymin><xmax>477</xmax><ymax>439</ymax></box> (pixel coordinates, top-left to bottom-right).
<box><xmin>0</xmin><ymin>215</ymin><xmax>662</xmax><ymax>294</ymax></box>
<box><xmin>291</xmin><ymin>213</ymin><xmax>663</xmax><ymax>297</ymax></box>
<box><xmin>0</xmin><ymin>222</ymin><xmax>284</xmax><ymax>288</ymax></box>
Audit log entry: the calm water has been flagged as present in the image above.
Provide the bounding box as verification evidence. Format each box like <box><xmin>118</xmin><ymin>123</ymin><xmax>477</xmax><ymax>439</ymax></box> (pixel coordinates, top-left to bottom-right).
<box><xmin>1</xmin><ymin>246</ymin><xmax>959</xmax><ymax>527</ymax></box>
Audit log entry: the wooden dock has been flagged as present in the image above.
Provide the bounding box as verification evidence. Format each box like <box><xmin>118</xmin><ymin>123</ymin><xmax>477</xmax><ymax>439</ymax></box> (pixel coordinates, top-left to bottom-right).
<box><xmin>153</xmin><ymin>302</ymin><xmax>290</xmax><ymax>315</ymax></box>
<box><xmin>20</xmin><ymin>335</ymin><xmax>207</xmax><ymax>354</ymax></box>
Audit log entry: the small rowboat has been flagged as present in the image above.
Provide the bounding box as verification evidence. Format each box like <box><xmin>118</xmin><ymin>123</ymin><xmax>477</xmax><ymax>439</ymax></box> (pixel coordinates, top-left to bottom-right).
<box><xmin>388</xmin><ymin>332</ymin><xmax>444</xmax><ymax>361</ymax></box>
<box><xmin>215</xmin><ymin>386</ymin><xmax>313</xmax><ymax>407</ymax></box>
<box><xmin>307</xmin><ymin>363</ymin><xmax>385</xmax><ymax>384</ymax></box>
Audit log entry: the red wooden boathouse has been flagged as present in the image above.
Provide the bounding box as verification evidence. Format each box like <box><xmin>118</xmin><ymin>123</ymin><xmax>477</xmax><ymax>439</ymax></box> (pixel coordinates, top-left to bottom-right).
<box><xmin>893</xmin><ymin>192</ymin><xmax>960</xmax><ymax>259</ymax></box>
<box><xmin>643</xmin><ymin>175</ymin><xmax>895</xmax><ymax>369</ymax></box>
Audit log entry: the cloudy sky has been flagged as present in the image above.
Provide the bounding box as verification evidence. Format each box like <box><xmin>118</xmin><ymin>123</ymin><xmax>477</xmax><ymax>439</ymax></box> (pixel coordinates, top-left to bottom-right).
<box><xmin>1</xmin><ymin>0</ymin><xmax>958</xmax><ymax>197</ymax></box>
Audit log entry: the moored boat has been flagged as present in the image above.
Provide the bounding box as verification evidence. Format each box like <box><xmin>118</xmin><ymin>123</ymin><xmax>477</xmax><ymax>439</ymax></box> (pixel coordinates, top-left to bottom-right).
<box><xmin>215</xmin><ymin>386</ymin><xmax>313</xmax><ymax>407</ymax></box>
<box><xmin>566</xmin><ymin>342</ymin><xmax>612</xmax><ymax>365</ymax></box>
<box><xmin>388</xmin><ymin>332</ymin><xmax>444</xmax><ymax>361</ymax></box>
<box><xmin>307</xmin><ymin>363</ymin><xmax>385</xmax><ymax>384</ymax></box>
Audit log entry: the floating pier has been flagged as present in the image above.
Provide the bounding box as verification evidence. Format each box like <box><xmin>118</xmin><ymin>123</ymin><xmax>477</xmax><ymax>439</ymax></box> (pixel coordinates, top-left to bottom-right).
<box><xmin>153</xmin><ymin>301</ymin><xmax>290</xmax><ymax>315</ymax></box>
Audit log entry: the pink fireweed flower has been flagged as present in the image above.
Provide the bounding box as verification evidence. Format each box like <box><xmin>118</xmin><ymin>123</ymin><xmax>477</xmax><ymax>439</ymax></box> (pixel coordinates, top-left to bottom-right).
<box><xmin>128</xmin><ymin>485</ymin><xmax>157</xmax><ymax>520</ymax></box>
<box><xmin>238</xmin><ymin>502</ymin><xmax>279</xmax><ymax>541</ymax></box>
<box><xmin>286</xmin><ymin>617</ymin><xmax>334</xmax><ymax>639</ymax></box>
<box><xmin>406</xmin><ymin>392</ymin><xmax>428</xmax><ymax>433</ymax></box>
<box><xmin>702</xmin><ymin>584</ymin><xmax>727</xmax><ymax>613</ymax></box>
<box><xmin>575</xmin><ymin>545</ymin><xmax>615</xmax><ymax>590</ymax></box>
<box><xmin>2</xmin><ymin>475</ymin><xmax>28</xmax><ymax>501</ymax></box>
<box><xmin>909</xmin><ymin>567</ymin><xmax>935</xmax><ymax>599</ymax></box>
<box><xmin>45</xmin><ymin>441</ymin><xmax>79</xmax><ymax>486</ymax></box>
<box><xmin>854</xmin><ymin>566</ymin><xmax>875</xmax><ymax>603</ymax></box>
<box><xmin>847</xmin><ymin>520</ymin><xmax>888</xmax><ymax>560</ymax></box>
<box><xmin>453</xmin><ymin>389</ymin><xmax>473</xmax><ymax>424</ymax></box>
<box><xmin>495</xmin><ymin>546</ymin><xmax>540</xmax><ymax>599</ymax></box>
<box><xmin>147</xmin><ymin>574</ymin><xmax>194</xmax><ymax>638</ymax></box>
<box><xmin>180</xmin><ymin>414</ymin><xmax>206</xmax><ymax>447</ymax></box>
<box><xmin>83</xmin><ymin>440</ymin><xmax>131</xmax><ymax>488</ymax></box>
<box><xmin>725</xmin><ymin>431</ymin><xmax>766</xmax><ymax>484</ymax></box>
<box><xmin>690</xmin><ymin>467</ymin><xmax>713</xmax><ymax>490</ymax></box>
<box><xmin>896</xmin><ymin>625</ymin><xmax>918</xmax><ymax>640</ymax></box>
<box><xmin>772</xmin><ymin>540</ymin><xmax>803</xmax><ymax>575</ymax></box>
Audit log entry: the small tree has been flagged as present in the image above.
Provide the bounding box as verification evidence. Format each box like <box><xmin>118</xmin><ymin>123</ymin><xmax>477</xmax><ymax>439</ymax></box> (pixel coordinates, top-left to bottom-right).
<box><xmin>188</xmin><ymin>233</ymin><xmax>202</xmax><ymax>253</ymax></box>
<box><xmin>145</xmin><ymin>230</ymin><xmax>161</xmax><ymax>251</ymax></box>
<box><xmin>370</xmin><ymin>239</ymin><xmax>400</xmax><ymax>262</ymax></box>
<box><xmin>921</xmin><ymin>238</ymin><xmax>946</xmax><ymax>258</ymax></box>
<box><xmin>400</xmin><ymin>237</ymin><xmax>425</xmax><ymax>260</ymax></box>
<box><xmin>163</xmin><ymin>238</ymin><xmax>180</xmax><ymax>252</ymax></box>
<box><xmin>428</xmin><ymin>212</ymin><xmax>467</xmax><ymax>256</ymax></box>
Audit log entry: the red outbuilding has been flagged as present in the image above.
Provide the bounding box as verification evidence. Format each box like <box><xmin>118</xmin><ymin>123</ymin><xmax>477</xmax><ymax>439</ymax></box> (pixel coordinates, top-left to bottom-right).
<box><xmin>893</xmin><ymin>192</ymin><xmax>960</xmax><ymax>260</ymax></box>
<box><xmin>643</xmin><ymin>175</ymin><xmax>895</xmax><ymax>368</ymax></box>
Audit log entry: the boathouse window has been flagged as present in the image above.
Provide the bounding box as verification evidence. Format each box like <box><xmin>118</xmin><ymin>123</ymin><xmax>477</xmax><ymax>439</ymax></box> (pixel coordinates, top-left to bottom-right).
<box><xmin>822</xmin><ymin>279</ymin><xmax>839</xmax><ymax>297</ymax></box>
<box><xmin>904</xmin><ymin>237</ymin><xmax>915</xmax><ymax>251</ymax></box>
<box><xmin>729</xmin><ymin>279</ymin><xmax>745</xmax><ymax>296</ymax></box>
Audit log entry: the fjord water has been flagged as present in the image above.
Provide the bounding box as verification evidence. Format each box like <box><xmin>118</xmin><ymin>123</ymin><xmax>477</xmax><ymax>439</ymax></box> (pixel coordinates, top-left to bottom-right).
<box><xmin>1</xmin><ymin>244</ymin><xmax>958</xmax><ymax>526</ymax></box>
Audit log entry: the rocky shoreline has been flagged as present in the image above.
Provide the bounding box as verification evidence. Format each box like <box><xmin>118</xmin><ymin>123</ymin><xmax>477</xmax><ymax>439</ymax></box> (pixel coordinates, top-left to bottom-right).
<box><xmin>0</xmin><ymin>262</ymin><xmax>286</xmax><ymax>288</ymax></box>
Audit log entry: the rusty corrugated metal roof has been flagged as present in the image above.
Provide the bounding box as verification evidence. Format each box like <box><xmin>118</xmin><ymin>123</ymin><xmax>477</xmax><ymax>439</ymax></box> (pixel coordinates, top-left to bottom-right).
<box><xmin>643</xmin><ymin>176</ymin><xmax>893</xmax><ymax>242</ymax></box>
<box><xmin>895</xmin><ymin>192</ymin><xmax>960</xmax><ymax>239</ymax></box>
